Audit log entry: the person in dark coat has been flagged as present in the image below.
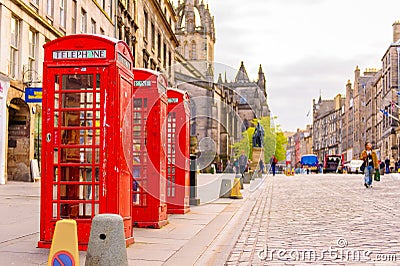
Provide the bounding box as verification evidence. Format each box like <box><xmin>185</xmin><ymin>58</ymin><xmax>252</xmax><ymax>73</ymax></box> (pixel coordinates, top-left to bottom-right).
<box><xmin>270</xmin><ymin>155</ymin><xmax>278</xmax><ymax>176</ymax></box>
<box><xmin>238</xmin><ymin>151</ymin><xmax>248</xmax><ymax>175</ymax></box>
<box><xmin>385</xmin><ymin>156</ymin><xmax>390</xmax><ymax>174</ymax></box>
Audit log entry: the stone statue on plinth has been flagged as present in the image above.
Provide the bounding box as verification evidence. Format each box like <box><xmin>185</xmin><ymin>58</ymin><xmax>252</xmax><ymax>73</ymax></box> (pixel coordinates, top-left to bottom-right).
<box><xmin>252</xmin><ymin>122</ymin><xmax>264</xmax><ymax>148</ymax></box>
<box><xmin>250</xmin><ymin>122</ymin><xmax>265</xmax><ymax>178</ymax></box>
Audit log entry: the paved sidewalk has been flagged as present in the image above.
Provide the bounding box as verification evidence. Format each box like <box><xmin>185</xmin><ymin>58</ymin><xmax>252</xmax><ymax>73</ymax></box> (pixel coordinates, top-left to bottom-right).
<box><xmin>226</xmin><ymin>173</ymin><xmax>400</xmax><ymax>265</ymax></box>
<box><xmin>0</xmin><ymin>177</ymin><xmax>267</xmax><ymax>265</ymax></box>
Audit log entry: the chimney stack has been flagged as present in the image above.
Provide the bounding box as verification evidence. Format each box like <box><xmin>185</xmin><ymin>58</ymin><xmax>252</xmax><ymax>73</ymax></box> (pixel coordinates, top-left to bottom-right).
<box><xmin>393</xmin><ymin>21</ymin><xmax>400</xmax><ymax>43</ymax></box>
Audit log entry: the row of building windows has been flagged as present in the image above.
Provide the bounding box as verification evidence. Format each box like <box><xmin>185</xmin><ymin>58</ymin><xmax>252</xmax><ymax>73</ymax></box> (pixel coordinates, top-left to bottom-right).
<box><xmin>9</xmin><ymin>1</ymin><xmax>111</xmax><ymax>80</ymax></box>
<box><xmin>143</xmin><ymin>9</ymin><xmax>173</xmax><ymax>73</ymax></box>
<box><xmin>32</xmin><ymin>0</ymin><xmax>110</xmax><ymax>34</ymax></box>
<box><xmin>383</xmin><ymin>52</ymin><xmax>392</xmax><ymax>70</ymax></box>
<box><xmin>9</xmin><ymin>16</ymin><xmax>41</xmax><ymax>79</ymax></box>
<box><xmin>7</xmin><ymin>0</ymin><xmax>178</xmax><ymax>84</ymax></box>
<box><xmin>314</xmin><ymin>135</ymin><xmax>339</xmax><ymax>150</ymax></box>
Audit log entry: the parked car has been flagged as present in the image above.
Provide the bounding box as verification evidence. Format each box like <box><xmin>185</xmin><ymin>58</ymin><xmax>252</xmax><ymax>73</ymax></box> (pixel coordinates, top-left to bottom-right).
<box><xmin>345</xmin><ymin>159</ymin><xmax>364</xmax><ymax>174</ymax></box>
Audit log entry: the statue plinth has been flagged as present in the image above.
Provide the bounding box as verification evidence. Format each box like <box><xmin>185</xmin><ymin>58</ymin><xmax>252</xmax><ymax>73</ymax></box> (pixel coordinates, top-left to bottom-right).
<box><xmin>250</xmin><ymin>147</ymin><xmax>264</xmax><ymax>170</ymax></box>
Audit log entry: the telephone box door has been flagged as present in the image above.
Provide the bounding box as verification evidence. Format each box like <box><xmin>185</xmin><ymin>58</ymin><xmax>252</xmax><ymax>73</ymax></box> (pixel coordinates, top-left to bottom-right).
<box><xmin>41</xmin><ymin>68</ymin><xmax>106</xmax><ymax>248</ymax></box>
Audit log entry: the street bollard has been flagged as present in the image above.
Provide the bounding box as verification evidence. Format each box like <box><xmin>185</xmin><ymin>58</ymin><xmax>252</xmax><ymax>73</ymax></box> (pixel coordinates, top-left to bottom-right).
<box><xmin>219</xmin><ymin>179</ymin><xmax>232</xmax><ymax>198</ymax></box>
<box><xmin>189</xmin><ymin>154</ymin><xmax>200</xmax><ymax>205</ymax></box>
<box><xmin>243</xmin><ymin>172</ymin><xmax>251</xmax><ymax>184</ymax></box>
<box><xmin>249</xmin><ymin>170</ymin><xmax>255</xmax><ymax>180</ymax></box>
<box><xmin>85</xmin><ymin>214</ymin><xmax>128</xmax><ymax>266</ymax></box>
<box><xmin>47</xmin><ymin>219</ymin><xmax>80</xmax><ymax>266</ymax></box>
<box><xmin>230</xmin><ymin>175</ymin><xmax>243</xmax><ymax>199</ymax></box>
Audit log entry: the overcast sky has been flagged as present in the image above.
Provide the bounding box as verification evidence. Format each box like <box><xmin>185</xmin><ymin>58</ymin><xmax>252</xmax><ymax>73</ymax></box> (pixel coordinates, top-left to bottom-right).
<box><xmin>206</xmin><ymin>0</ymin><xmax>400</xmax><ymax>131</ymax></box>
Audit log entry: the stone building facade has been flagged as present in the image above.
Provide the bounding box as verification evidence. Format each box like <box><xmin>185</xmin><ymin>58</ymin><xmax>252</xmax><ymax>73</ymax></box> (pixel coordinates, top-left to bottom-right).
<box><xmin>0</xmin><ymin>0</ymin><xmax>179</xmax><ymax>183</ymax></box>
<box><xmin>135</xmin><ymin>0</ymin><xmax>178</xmax><ymax>82</ymax></box>
<box><xmin>374</xmin><ymin>71</ymin><xmax>384</xmax><ymax>158</ymax></box>
<box><xmin>172</xmin><ymin>0</ymin><xmax>241</xmax><ymax>169</ymax></box>
<box><xmin>345</xmin><ymin>22</ymin><xmax>400</xmax><ymax>161</ymax></box>
<box><xmin>285</xmin><ymin>126</ymin><xmax>312</xmax><ymax>168</ymax></box>
<box><xmin>172</xmin><ymin>1</ymin><xmax>269</xmax><ymax>169</ymax></box>
<box><xmin>0</xmin><ymin>0</ymin><xmax>269</xmax><ymax>179</ymax></box>
<box><xmin>220</xmin><ymin>62</ymin><xmax>269</xmax><ymax>130</ymax></box>
<box><xmin>0</xmin><ymin>0</ymin><xmax>115</xmax><ymax>183</ymax></box>
<box><xmin>380</xmin><ymin>24</ymin><xmax>400</xmax><ymax>161</ymax></box>
<box><xmin>365</xmin><ymin>70</ymin><xmax>382</xmax><ymax>150</ymax></box>
<box><xmin>352</xmin><ymin>67</ymin><xmax>379</xmax><ymax>159</ymax></box>
<box><xmin>341</xmin><ymin>80</ymin><xmax>353</xmax><ymax>160</ymax></box>
<box><xmin>311</xmin><ymin>22</ymin><xmax>400</xmax><ymax>163</ymax></box>
<box><xmin>312</xmin><ymin>94</ymin><xmax>344</xmax><ymax>161</ymax></box>
<box><xmin>174</xmin><ymin>0</ymin><xmax>215</xmax><ymax>78</ymax></box>
<box><xmin>299</xmin><ymin>125</ymin><xmax>313</xmax><ymax>157</ymax></box>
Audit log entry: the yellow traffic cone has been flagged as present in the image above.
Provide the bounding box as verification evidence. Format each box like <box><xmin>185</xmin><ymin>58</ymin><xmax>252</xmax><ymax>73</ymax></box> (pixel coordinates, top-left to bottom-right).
<box><xmin>230</xmin><ymin>176</ymin><xmax>243</xmax><ymax>199</ymax></box>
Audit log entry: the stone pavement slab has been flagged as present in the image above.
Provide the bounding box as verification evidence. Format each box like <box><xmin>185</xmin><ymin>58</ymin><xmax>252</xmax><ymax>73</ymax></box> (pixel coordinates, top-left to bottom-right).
<box><xmin>226</xmin><ymin>173</ymin><xmax>400</xmax><ymax>265</ymax></box>
<box><xmin>0</xmin><ymin>177</ymin><xmax>264</xmax><ymax>265</ymax></box>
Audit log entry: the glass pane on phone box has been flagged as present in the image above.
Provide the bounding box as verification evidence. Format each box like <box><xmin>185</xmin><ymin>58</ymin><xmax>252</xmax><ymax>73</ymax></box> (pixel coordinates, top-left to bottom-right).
<box><xmin>53</xmin><ymin>185</ymin><xmax>57</xmax><ymax>200</ymax></box>
<box><xmin>95</xmin><ymin>149</ymin><xmax>100</xmax><ymax>163</ymax></box>
<box><xmin>95</xmin><ymin>185</ymin><xmax>99</xmax><ymax>200</ymax></box>
<box><xmin>95</xmin><ymin>167</ymin><xmax>100</xmax><ymax>182</ymax></box>
<box><xmin>53</xmin><ymin>167</ymin><xmax>58</xmax><ymax>181</ymax></box>
<box><xmin>62</xmin><ymin>111</ymin><xmax>80</xmax><ymax>127</ymax></box>
<box><xmin>62</xmin><ymin>93</ymin><xmax>81</xmax><ymax>108</ymax></box>
<box><xmin>63</xmin><ymin>74</ymin><xmax>93</xmax><ymax>90</ymax></box>
<box><xmin>80</xmin><ymin>167</ymin><xmax>92</xmax><ymax>181</ymax></box>
<box><xmin>54</xmin><ymin>112</ymin><xmax>59</xmax><ymax>127</ymax></box>
<box><xmin>53</xmin><ymin>203</ymin><xmax>58</xmax><ymax>218</ymax></box>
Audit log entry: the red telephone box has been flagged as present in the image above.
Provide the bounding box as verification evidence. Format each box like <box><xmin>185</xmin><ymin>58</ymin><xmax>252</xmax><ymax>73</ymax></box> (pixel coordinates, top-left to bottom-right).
<box><xmin>166</xmin><ymin>89</ymin><xmax>190</xmax><ymax>214</ymax></box>
<box><xmin>131</xmin><ymin>68</ymin><xmax>168</xmax><ymax>228</ymax></box>
<box><xmin>39</xmin><ymin>34</ymin><xmax>134</xmax><ymax>250</ymax></box>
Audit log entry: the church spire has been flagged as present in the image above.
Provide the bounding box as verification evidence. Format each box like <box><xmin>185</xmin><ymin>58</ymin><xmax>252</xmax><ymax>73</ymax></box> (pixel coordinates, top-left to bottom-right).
<box><xmin>257</xmin><ymin>64</ymin><xmax>266</xmax><ymax>95</ymax></box>
<box><xmin>217</xmin><ymin>73</ymin><xmax>223</xmax><ymax>84</ymax></box>
<box><xmin>234</xmin><ymin>61</ymin><xmax>250</xmax><ymax>83</ymax></box>
<box><xmin>206</xmin><ymin>64</ymin><xmax>213</xmax><ymax>82</ymax></box>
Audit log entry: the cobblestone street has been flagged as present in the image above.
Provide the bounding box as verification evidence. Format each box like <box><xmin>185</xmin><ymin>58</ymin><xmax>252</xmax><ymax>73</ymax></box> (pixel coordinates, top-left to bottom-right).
<box><xmin>226</xmin><ymin>173</ymin><xmax>400</xmax><ymax>265</ymax></box>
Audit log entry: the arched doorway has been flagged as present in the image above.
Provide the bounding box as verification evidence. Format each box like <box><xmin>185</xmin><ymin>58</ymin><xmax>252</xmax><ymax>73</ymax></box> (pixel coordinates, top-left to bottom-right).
<box><xmin>7</xmin><ymin>98</ymin><xmax>31</xmax><ymax>181</ymax></box>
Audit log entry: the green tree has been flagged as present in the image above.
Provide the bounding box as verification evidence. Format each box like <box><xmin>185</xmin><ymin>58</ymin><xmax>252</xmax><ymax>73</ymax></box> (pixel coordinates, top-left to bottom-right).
<box><xmin>232</xmin><ymin>116</ymin><xmax>287</xmax><ymax>163</ymax></box>
<box><xmin>232</xmin><ymin>126</ymin><xmax>254</xmax><ymax>159</ymax></box>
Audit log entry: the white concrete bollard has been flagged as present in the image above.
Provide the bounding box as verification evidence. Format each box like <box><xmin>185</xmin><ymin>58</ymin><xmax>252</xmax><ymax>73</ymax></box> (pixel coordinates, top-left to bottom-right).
<box><xmin>85</xmin><ymin>214</ymin><xmax>128</xmax><ymax>266</ymax></box>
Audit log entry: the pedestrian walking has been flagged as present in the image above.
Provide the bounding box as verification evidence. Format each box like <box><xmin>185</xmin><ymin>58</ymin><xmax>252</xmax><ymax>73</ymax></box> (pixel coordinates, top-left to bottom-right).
<box><xmin>238</xmin><ymin>151</ymin><xmax>248</xmax><ymax>175</ymax></box>
<box><xmin>259</xmin><ymin>159</ymin><xmax>265</xmax><ymax>174</ymax></box>
<box><xmin>270</xmin><ymin>155</ymin><xmax>278</xmax><ymax>176</ymax></box>
<box><xmin>210</xmin><ymin>161</ymin><xmax>216</xmax><ymax>174</ymax></box>
<box><xmin>233</xmin><ymin>158</ymin><xmax>239</xmax><ymax>174</ymax></box>
<box><xmin>360</xmin><ymin>142</ymin><xmax>379</xmax><ymax>188</ymax></box>
<box><xmin>225</xmin><ymin>159</ymin><xmax>234</xmax><ymax>173</ymax></box>
<box><xmin>385</xmin><ymin>156</ymin><xmax>390</xmax><ymax>174</ymax></box>
<box><xmin>216</xmin><ymin>160</ymin><xmax>222</xmax><ymax>173</ymax></box>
